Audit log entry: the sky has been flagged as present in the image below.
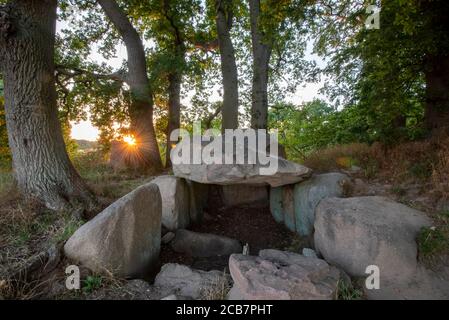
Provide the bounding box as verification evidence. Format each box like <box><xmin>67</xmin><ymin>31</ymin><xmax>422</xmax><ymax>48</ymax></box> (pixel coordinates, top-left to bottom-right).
<box><xmin>62</xmin><ymin>22</ymin><xmax>326</xmax><ymax>142</ymax></box>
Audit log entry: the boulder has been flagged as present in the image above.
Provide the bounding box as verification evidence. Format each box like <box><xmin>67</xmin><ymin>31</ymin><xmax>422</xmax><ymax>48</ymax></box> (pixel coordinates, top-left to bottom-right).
<box><xmin>227</xmin><ymin>285</ymin><xmax>245</xmax><ymax>300</ymax></box>
<box><xmin>170</xmin><ymin>229</ymin><xmax>242</xmax><ymax>257</ymax></box>
<box><xmin>64</xmin><ymin>183</ymin><xmax>162</xmax><ymax>278</ymax></box>
<box><xmin>293</xmin><ymin>173</ymin><xmax>349</xmax><ymax>236</ymax></box>
<box><xmin>172</xmin><ymin>137</ymin><xmax>312</xmax><ymax>187</ymax></box>
<box><xmin>314</xmin><ymin>196</ymin><xmax>432</xmax><ymax>297</ymax></box>
<box><xmin>154</xmin><ymin>263</ymin><xmax>230</xmax><ymax>299</ymax></box>
<box><xmin>302</xmin><ymin>248</ymin><xmax>318</xmax><ymax>259</ymax></box>
<box><xmin>219</xmin><ymin>185</ymin><xmax>268</xmax><ymax>207</ymax></box>
<box><xmin>161</xmin><ymin>232</ymin><xmax>175</xmax><ymax>245</ymax></box>
<box><xmin>269</xmin><ymin>185</ymin><xmax>296</xmax><ymax>232</ymax></box>
<box><xmin>270</xmin><ymin>173</ymin><xmax>349</xmax><ymax>236</ymax></box>
<box><xmin>229</xmin><ymin>249</ymin><xmax>340</xmax><ymax>300</ymax></box>
<box><xmin>269</xmin><ymin>187</ymin><xmax>284</xmax><ymax>224</ymax></box>
<box><xmin>186</xmin><ymin>180</ymin><xmax>209</xmax><ymax>224</ymax></box>
<box><xmin>151</xmin><ymin>176</ymin><xmax>190</xmax><ymax>231</ymax></box>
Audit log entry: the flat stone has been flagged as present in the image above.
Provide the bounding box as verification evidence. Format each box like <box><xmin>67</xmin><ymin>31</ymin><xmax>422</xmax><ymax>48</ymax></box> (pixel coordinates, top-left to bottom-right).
<box><xmin>154</xmin><ymin>263</ymin><xmax>230</xmax><ymax>299</ymax></box>
<box><xmin>229</xmin><ymin>249</ymin><xmax>340</xmax><ymax>300</ymax></box>
<box><xmin>172</xmin><ymin>137</ymin><xmax>312</xmax><ymax>187</ymax></box>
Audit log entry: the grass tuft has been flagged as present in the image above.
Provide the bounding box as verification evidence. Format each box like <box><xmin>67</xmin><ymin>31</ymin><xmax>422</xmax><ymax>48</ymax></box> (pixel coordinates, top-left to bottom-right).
<box><xmin>336</xmin><ymin>279</ymin><xmax>364</xmax><ymax>300</ymax></box>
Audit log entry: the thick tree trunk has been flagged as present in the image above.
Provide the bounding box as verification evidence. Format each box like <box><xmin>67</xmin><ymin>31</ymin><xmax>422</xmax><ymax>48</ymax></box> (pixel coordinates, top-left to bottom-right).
<box><xmin>249</xmin><ymin>0</ymin><xmax>272</xmax><ymax>130</ymax></box>
<box><xmin>162</xmin><ymin>0</ymin><xmax>186</xmax><ymax>169</ymax></box>
<box><xmin>165</xmin><ymin>71</ymin><xmax>182</xmax><ymax>168</ymax></box>
<box><xmin>424</xmin><ymin>55</ymin><xmax>449</xmax><ymax>132</ymax></box>
<box><xmin>216</xmin><ymin>0</ymin><xmax>239</xmax><ymax>131</ymax></box>
<box><xmin>98</xmin><ymin>0</ymin><xmax>162</xmax><ymax>172</ymax></box>
<box><xmin>0</xmin><ymin>0</ymin><xmax>96</xmax><ymax>213</ymax></box>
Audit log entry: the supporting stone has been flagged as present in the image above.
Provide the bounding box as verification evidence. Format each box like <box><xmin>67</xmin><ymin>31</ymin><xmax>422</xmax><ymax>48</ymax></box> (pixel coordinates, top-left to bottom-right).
<box><xmin>269</xmin><ymin>173</ymin><xmax>349</xmax><ymax>237</ymax></box>
<box><xmin>269</xmin><ymin>187</ymin><xmax>284</xmax><ymax>223</ymax></box>
<box><xmin>293</xmin><ymin>173</ymin><xmax>349</xmax><ymax>236</ymax></box>
<box><xmin>186</xmin><ymin>180</ymin><xmax>209</xmax><ymax>224</ymax></box>
<box><xmin>219</xmin><ymin>185</ymin><xmax>268</xmax><ymax>207</ymax></box>
<box><xmin>283</xmin><ymin>185</ymin><xmax>296</xmax><ymax>232</ymax></box>
<box><xmin>269</xmin><ymin>185</ymin><xmax>296</xmax><ymax>232</ymax></box>
<box><xmin>152</xmin><ymin>175</ymin><xmax>190</xmax><ymax>231</ymax></box>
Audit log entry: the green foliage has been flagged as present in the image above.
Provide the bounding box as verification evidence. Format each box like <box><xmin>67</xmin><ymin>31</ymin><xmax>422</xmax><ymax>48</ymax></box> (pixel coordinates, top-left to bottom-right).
<box><xmin>54</xmin><ymin>216</ymin><xmax>84</xmax><ymax>243</ymax></box>
<box><xmin>269</xmin><ymin>99</ymin><xmax>374</xmax><ymax>161</ymax></box>
<box><xmin>418</xmin><ymin>225</ymin><xmax>449</xmax><ymax>261</ymax></box>
<box><xmin>313</xmin><ymin>0</ymin><xmax>449</xmax><ymax>143</ymax></box>
<box><xmin>417</xmin><ymin>208</ymin><xmax>449</xmax><ymax>266</ymax></box>
<box><xmin>82</xmin><ymin>275</ymin><xmax>103</xmax><ymax>294</ymax></box>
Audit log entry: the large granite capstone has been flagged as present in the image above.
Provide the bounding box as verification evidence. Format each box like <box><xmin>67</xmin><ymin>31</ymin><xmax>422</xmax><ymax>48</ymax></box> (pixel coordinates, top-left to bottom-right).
<box><xmin>172</xmin><ymin>137</ymin><xmax>311</xmax><ymax>187</ymax></box>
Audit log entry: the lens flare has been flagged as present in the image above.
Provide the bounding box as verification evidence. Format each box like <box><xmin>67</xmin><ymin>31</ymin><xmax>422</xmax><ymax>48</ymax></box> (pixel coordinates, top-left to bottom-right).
<box><xmin>123</xmin><ymin>135</ymin><xmax>136</xmax><ymax>146</ymax></box>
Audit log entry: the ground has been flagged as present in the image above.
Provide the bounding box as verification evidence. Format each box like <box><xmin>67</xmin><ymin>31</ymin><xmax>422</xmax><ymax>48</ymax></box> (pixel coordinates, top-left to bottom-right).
<box><xmin>1</xmin><ymin>140</ymin><xmax>449</xmax><ymax>300</ymax></box>
<box><xmin>160</xmin><ymin>204</ymin><xmax>301</xmax><ymax>272</ymax></box>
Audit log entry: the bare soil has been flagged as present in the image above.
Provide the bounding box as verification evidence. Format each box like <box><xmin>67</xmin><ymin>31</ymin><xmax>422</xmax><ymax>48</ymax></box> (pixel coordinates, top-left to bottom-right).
<box><xmin>159</xmin><ymin>201</ymin><xmax>303</xmax><ymax>272</ymax></box>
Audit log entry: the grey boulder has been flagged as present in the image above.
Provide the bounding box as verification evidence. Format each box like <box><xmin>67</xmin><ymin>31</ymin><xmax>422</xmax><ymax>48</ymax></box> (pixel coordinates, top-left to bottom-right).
<box><xmin>293</xmin><ymin>173</ymin><xmax>349</xmax><ymax>236</ymax></box>
<box><xmin>151</xmin><ymin>175</ymin><xmax>190</xmax><ymax>231</ymax></box>
<box><xmin>314</xmin><ymin>196</ymin><xmax>433</xmax><ymax>299</ymax></box>
<box><xmin>154</xmin><ymin>263</ymin><xmax>230</xmax><ymax>299</ymax></box>
<box><xmin>229</xmin><ymin>249</ymin><xmax>340</xmax><ymax>300</ymax></box>
<box><xmin>170</xmin><ymin>229</ymin><xmax>242</xmax><ymax>258</ymax></box>
<box><xmin>270</xmin><ymin>173</ymin><xmax>349</xmax><ymax>236</ymax></box>
<box><xmin>64</xmin><ymin>183</ymin><xmax>162</xmax><ymax>278</ymax></box>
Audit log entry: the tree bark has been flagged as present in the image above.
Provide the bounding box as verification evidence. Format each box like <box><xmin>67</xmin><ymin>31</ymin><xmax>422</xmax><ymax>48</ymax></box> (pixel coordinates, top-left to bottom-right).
<box><xmin>98</xmin><ymin>0</ymin><xmax>162</xmax><ymax>172</ymax></box>
<box><xmin>249</xmin><ymin>0</ymin><xmax>272</xmax><ymax>130</ymax></box>
<box><xmin>0</xmin><ymin>0</ymin><xmax>96</xmax><ymax>213</ymax></box>
<box><xmin>165</xmin><ymin>70</ymin><xmax>182</xmax><ymax>168</ymax></box>
<box><xmin>215</xmin><ymin>0</ymin><xmax>239</xmax><ymax>131</ymax></box>
<box><xmin>424</xmin><ymin>54</ymin><xmax>449</xmax><ymax>132</ymax></box>
<box><xmin>162</xmin><ymin>0</ymin><xmax>186</xmax><ymax>168</ymax></box>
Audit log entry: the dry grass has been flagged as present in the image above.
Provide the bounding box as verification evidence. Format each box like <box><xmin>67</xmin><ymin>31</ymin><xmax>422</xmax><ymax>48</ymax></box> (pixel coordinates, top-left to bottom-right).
<box><xmin>72</xmin><ymin>149</ymin><xmax>154</xmax><ymax>203</ymax></box>
<box><xmin>200</xmin><ymin>270</ymin><xmax>232</xmax><ymax>300</ymax></box>
<box><xmin>303</xmin><ymin>143</ymin><xmax>373</xmax><ymax>173</ymax></box>
<box><xmin>303</xmin><ymin>129</ymin><xmax>449</xmax><ymax>202</ymax></box>
<box><xmin>0</xmin><ymin>277</ymin><xmax>52</xmax><ymax>300</ymax></box>
<box><xmin>0</xmin><ymin>150</ymin><xmax>153</xmax><ymax>300</ymax></box>
<box><xmin>0</xmin><ymin>195</ymin><xmax>81</xmax><ymax>280</ymax></box>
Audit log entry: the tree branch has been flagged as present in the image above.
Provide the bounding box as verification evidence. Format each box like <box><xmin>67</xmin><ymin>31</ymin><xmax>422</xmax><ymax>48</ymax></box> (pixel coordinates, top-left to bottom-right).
<box><xmin>55</xmin><ymin>65</ymin><xmax>127</xmax><ymax>83</ymax></box>
<box><xmin>204</xmin><ymin>105</ymin><xmax>222</xmax><ymax>129</ymax></box>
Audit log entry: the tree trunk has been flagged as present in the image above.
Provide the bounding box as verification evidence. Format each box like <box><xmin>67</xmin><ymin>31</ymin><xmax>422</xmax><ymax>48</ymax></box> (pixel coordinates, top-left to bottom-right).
<box><xmin>424</xmin><ymin>54</ymin><xmax>449</xmax><ymax>132</ymax></box>
<box><xmin>0</xmin><ymin>0</ymin><xmax>96</xmax><ymax>213</ymax></box>
<box><xmin>216</xmin><ymin>0</ymin><xmax>239</xmax><ymax>131</ymax></box>
<box><xmin>98</xmin><ymin>0</ymin><xmax>162</xmax><ymax>172</ymax></box>
<box><xmin>165</xmin><ymin>71</ymin><xmax>182</xmax><ymax>168</ymax></box>
<box><xmin>249</xmin><ymin>0</ymin><xmax>272</xmax><ymax>130</ymax></box>
<box><xmin>162</xmin><ymin>0</ymin><xmax>186</xmax><ymax>169</ymax></box>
